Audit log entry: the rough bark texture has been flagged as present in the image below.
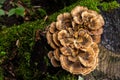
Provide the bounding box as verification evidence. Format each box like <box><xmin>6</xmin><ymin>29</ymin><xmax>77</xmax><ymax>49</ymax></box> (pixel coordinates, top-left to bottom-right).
<box><xmin>98</xmin><ymin>45</ymin><xmax>120</xmax><ymax>78</ymax></box>
<box><xmin>84</xmin><ymin>44</ymin><xmax>120</xmax><ymax>80</ymax></box>
<box><xmin>84</xmin><ymin>7</ymin><xmax>120</xmax><ymax>80</ymax></box>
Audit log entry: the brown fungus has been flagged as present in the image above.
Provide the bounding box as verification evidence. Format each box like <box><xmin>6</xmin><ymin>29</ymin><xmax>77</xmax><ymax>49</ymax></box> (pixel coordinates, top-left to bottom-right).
<box><xmin>51</xmin><ymin>57</ymin><xmax>60</xmax><ymax>67</ymax></box>
<box><xmin>52</xmin><ymin>32</ymin><xmax>61</xmax><ymax>47</ymax></box>
<box><xmin>60</xmin><ymin>52</ymin><xmax>98</xmax><ymax>75</ymax></box>
<box><xmin>73</xmin><ymin>29</ymin><xmax>93</xmax><ymax>50</ymax></box>
<box><xmin>60</xmin><ymin>47</ymin><xmax>72</xmax><ymax>56</ymax></box>
<box><xmin>56</xmin><ymin>13</ymin><xmax>72</xmax><ymax>30</ymax></box>
<box><xmin>48</xmin><ymin>51</ymin><xmax>54</xmax><ymax>59</ymax></box>
<box><xmin>77</xmin><ymin>44</ymin><xmax>98</xmax><ymax>67</ymax></box>
<box><xmin>53</xmin><ymin>49</ymin><xmax>60</xmax><ymax>61</ymax></box>
<box><xmin>91</xmin><ymin>35</ymin><xmax>101</xmax><ymax>44</ymax></box>
<box><xmin>58</xmin><ymin>30</ymin><xmax>73</xmax><ymax>47</ymax></box>
<box><xmin>89</xmin><ymin>28</ymin><xmax>103</xmax><ymax>36</ymax></box>
<box><xmin>71</xmin><ymin>6</ymin><xmax>88</xmax><ymax>24</ymax></box>
<box><xmin>88</xmin><ymin>14</ymin><xmax>104</xmax><ymax>30</ymax></box>
<box><xmin>48</xmin><ymin>51</ymin><xmax>60</xmax><ymax>67</ymax></box>
<box><xmin>49</xmin><ymin>22</ymin><xmax>57</xmax><ymax>33</ymax></box>
<box><xmin>46</xmin><ymin>6</ymin><xmax>104</xmax><ymax>75</ymax></box>
<box><xmin>46</xmin><ymin>31</ymin><xmax>57</xmax><ymax>49</ymax></box>
<box><xmin>71</xmin><ymin>6</ymin><xmax>104</xmax><ymax>30</ymax></box>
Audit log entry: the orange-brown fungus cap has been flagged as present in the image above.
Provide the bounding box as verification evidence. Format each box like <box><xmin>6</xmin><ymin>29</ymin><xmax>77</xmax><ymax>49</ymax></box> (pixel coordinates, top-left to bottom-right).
<box><xmin>46</xmin><ymin>5</ymin><xmax>104</xmax><ymax>75</ymax></box>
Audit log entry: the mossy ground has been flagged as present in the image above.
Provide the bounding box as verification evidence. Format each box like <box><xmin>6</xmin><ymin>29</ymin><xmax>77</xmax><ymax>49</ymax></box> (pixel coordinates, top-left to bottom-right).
<box><xmin>0</xmin><ymin>0</ymin><xmax>119</xmax><ymax>80</ymax></box>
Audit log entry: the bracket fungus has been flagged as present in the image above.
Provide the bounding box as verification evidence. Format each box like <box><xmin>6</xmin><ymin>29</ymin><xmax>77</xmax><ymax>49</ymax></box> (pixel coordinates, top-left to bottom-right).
<box><xmin>46</xmin><ymin>6</ymin><xmax>104</xmax><ymax>75</ymax></box>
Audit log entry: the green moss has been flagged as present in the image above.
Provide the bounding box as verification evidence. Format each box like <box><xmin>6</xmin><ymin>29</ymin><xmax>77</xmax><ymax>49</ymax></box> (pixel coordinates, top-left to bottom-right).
<box><xmin>15</xmin><ymin>60</ymin><xmax>33</xmax><ymax>80</ymax></box>
<box><xmin>0</xmin><ymin>67</ymin><xmax>4</xmax><ymax>80</ymax></box>
<box><xmin>79</xmin><ymin>0</ymin><xmax>100</xmax><ymax>12</ymax></box>
<box><xmin>100</xmin><ymin>1</ymin><xmax>120</xmax><ymax>11</ymax></box>
<box><xmin>43</xmin><ymin>70</ymin><xmax>77</xmax><ymax>80</ymax></box>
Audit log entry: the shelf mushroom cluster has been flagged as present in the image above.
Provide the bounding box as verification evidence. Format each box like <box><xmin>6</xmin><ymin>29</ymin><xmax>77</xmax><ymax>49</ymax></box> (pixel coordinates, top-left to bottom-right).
<box><xmin>46</xmin><ymin>6</ymin><xmax>104</xmax><ymax>75</ymax></box>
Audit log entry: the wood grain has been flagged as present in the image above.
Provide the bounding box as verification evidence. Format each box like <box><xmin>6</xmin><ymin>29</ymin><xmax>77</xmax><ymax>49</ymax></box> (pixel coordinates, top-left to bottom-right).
<box><xmin>84</xmin><ymin>44</ymin><xmax>120</xmax><ymax>80</ymax></box>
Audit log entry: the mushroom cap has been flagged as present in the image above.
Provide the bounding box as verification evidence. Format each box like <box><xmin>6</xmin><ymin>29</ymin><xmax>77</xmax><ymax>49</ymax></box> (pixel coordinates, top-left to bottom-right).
<box><xmin>78</xmin><ymin>47</ymin><xmax>98</xmax><ymax>67</ymax></box>
<box><xmin>71</xmin><ymin>6</ymin><xmax>88</xmax><ymax>17</ymax></box>
<box><xmin>68</xmin><ymin>56</ymin><xmax>78</xmax><ymax>62</ymax></box>
<box><xmin>58</xmin><ymin>30</ymin><xmax>74</xmax><ymax>47</ymax></box>
<box><xmin>60</xmin><ymin>46</ymin><xmax>79</xmax><ymax>56</ymax></box>
<box><xmin>53</xmin><ymin>49</ymin><xmax>60</xmax><ymax>61</ymax></box>
<box><xmin>89</xmin><ymin>28</ymin><xmax>103</xmax><ymax>36</ymax></box>
<box><xmin>74</xmin><ymin>29</ymin><xmax>93</xmax><ymax>50</ymax></box>
<box><xmin>80</xmin><ymin>10</ymin><xmax>104</xmax><ymax>30</ymax></box>
<box><xmin>81</xmin><ymin>58</ymin><xmax>98</xmax><ymax>75</ymax></box>
<box><xmin>59</xmin><ymin>38</ymin><xmax>74</xmax><ymax>47</ymax></box>
<box><xmin>71</xmin><ymin>6</ymin><xmax>104</xmax><ymax>30</ymax></box>
<box><xmin>59</xmin><ymin>41</ymin><xmax>99</xmax><ymax>74</ymax></box>
<box><xmin>49</xmin><ymin>22</ymin><xmax>57</xmax><ymax>33</ymax></box>
<box><xmin>91</xmin><ymin>35</ymin><xmax>101</xmax><ymax>44</ymax></box>
<box><xmin>48</xmin><ymin>51</ymin><xmax>54</xmax><ymax>59</ymax></box>
<box><xmin>88</xmin><ymin>14</ymin><xmax>104</xmax><ymax>30</ymax></box>
<box><xmin>67</xmin><ymin>28</ymin><xmax>74</xmax><ymax>35</ymax></box>
<box><xmin>71</xmin><ymin>6</ymin><xmax>88</xmax><ymax>24</ymax></box>
<box><xmin>58</xmin><ymin>30</ymin><xmax>69</xmax><ymax>40</ymax></box>
<box><xmin>53</xmin><ymin>32</ymin><xmax>61</xmax><ymax>47</ymax></box>
<box><xmin>91</xmin><ymin>42</ymin><xmax>99</xmax><ymax>57</ymax></box>
<box><xmin>56</xmin><ymin>20</ymin><xmax>63</xmax><ymax>30</ymax></box>
<box><xmin>46</xmin><ymin>5</ymin><xmax>104</xmax><ymax>75</ymax></box>
<box><xmin>57</xmin><ymin>12</ymin><xmax>71</xmax><ymax>21</ymax></box>
<box><xmin>48</xmin><ymin>51</ymin><xmax>60</xmax><ymax>67</ymax></box>
<box><xmin>72</xmin><ymin>21</ymin><xmax>80</xmax><ymax>31</ymax></box>
<box><xmin>46</xmin><ymin>31</ymin><xmax>57</xmax><ymax>49</ymax></box>
<box><xmin>60</xmin><ymin>54</ymin><xmax>98</xmax><ymax>75</ymax></box>
<box><xmin>56</xmin><ymin>13</ymin><xmax>72</xmax><ymax>30</ymax></box>
<box><xmin>51</xmin><ymin>57</ymin><xmax>60</xmax><ymax>67</ymax></box>
<box><xmin>81</xmin><ymin>10</ymin><xmax>98</xmax><ymax>19</ymax></box>
<box><xmin>60</xmin><ymin>55</ymin><xmax>73</xmax><ymax>72</ymax></box>
<box><xmin>60</xmin><ymin>47</ymin><xmax>72</xmax><ymax>56</ymax></box>
<box><xmin>73</xmin><ymin>16</ymin><xmax>83</xmax><ymax>24</ymax></box>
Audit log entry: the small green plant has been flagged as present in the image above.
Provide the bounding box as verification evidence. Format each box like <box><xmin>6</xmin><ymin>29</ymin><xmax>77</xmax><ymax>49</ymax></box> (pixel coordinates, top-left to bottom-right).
<box><xmin>0</xmin><ymin>0</ymin><xmax>5</xmax><ymax>16</ymax></box>
<box><xmin>0</xmin><ymin>9</ymin><xmax>5</xmax><ymax>16</ymax></box>
<box><xmin>0</xmin><ymin>67</ymin><xmax>4</xmax><ymax>80</ymax></box>
<box><xmin>0</xmin><ymin>0</ymin><xmax>25</xmax><ymax>17</ymax></box>
<box><xmin>8</xmin><ymin>7</ymin><xmax>25</xmax><ymax>17</ymax></box>
<box><xmin>0</xmin><ymin>51</ymin><xmax>6</xmax><ymax>56</ymax></box>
